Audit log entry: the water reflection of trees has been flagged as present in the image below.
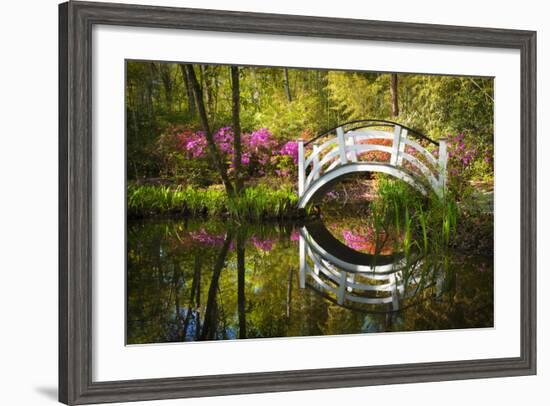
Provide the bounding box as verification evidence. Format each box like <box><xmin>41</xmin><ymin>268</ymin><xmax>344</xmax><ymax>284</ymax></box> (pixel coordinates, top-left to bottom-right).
<box><xmin>127</xmin><ymin>219</ymin><xmax>493</xmax><ymax>345</ymax></box>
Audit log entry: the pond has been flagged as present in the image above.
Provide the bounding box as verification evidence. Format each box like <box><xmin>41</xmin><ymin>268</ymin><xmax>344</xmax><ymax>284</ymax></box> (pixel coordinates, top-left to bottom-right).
<box><xmin>127</xmin><ymin>215</ymin><xmax>493</xmax><ymax>345</ymax></box>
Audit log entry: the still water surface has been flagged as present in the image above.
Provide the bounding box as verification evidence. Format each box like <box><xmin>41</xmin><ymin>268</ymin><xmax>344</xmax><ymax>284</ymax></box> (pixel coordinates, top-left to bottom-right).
<box><xmin>127</xmin><ymin>217</ymin><xmax>493</xmax><ymax>345</ymax></box>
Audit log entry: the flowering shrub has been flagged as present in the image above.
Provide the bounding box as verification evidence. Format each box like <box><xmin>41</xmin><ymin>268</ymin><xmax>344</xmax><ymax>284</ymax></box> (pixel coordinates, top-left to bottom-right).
<box><xmin>155</xmin><ymin>128</ymin><xmax>212</xmax><ymax>182</ymax></box>
<box><xmin>157</xmin><ymin>125</ymin><xmax>301</xmax><ymax>182</ymax></box>
<box><xmin>445</xmin><ymin>133</ymin><xmax>493</xmax><ymax>194</ymax></box>
<box><xmin>279</xmin><ymin>141</ymin><xmax>299</xmax><ymax>163</ymax></box>
<box><xmin>241</xmin><ymin>128</ymin><xmax>278</xmax><ymax>175</ymax></box>
<box><xmin>179</xmin><ymin>129</ymin><xmax>208</xmax><ymax>158</ymax></box>
<box><xmin>273</xmin><ymin>140</ymin><xmax>299</xmax><ymax>177</ymax></box>
<box><xmin>448</xmin><ymin>133</ymin><xmax>476</xmax><ymax>173</ymax></box>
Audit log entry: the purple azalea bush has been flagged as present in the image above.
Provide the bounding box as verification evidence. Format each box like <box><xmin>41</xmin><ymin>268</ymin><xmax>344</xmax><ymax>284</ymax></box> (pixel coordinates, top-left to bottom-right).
<box><xmin>279</xmin><ymin>141</ymin><xmax>299</xmax><ymax>164</ymax></box>
<box><xmin>166</xmin><ymin>126</ymin><xmax>299</xmax><ymax>181</ymax></box>
<box><xmin>444</xmin><ymin>133</ymin><xmax>493</xmax><ymax>193</ymax></box>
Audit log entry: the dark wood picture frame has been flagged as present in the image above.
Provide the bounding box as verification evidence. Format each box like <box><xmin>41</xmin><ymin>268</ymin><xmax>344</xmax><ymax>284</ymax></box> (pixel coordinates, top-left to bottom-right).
<box><xmin>59</xmin><ymin>1</ymin><xmax>537</xmax><ymax>404</ymax></box>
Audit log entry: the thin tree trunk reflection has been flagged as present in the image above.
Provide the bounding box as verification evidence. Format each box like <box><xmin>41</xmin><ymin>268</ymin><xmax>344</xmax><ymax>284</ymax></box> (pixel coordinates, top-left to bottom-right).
<box><xmin>194</xmin><ymin>260</ymin><xmax>202</xmax><ymax>340</ymax></box>
<box><xmin>237</xmin><ymin>233</ymin><xmax>247</xmax><ymax>339</ymax></box>
<box><xmin>200</xmin><ymin>232</ymin><xmax>233</xmax><ymax>340</ymax></box>
<box><xmin>182</xmin><ymin>255</ymin><xmax>201</xmax><ymax>340</ymax></box>
<box><xmin>173</xmin><ymin>262</ymin><xmax>182</xmax><ymax>339</ymax></box>
<box><xmin>286</xmin><ymin>268</ymin><xmax>294</xmax><ymax>320</ymax></box>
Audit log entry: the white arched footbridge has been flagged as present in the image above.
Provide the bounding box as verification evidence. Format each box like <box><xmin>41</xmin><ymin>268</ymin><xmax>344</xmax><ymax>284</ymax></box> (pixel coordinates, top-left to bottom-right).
<box><xmin>297</xmin><ymin>120</ymin><xmax>448</xmax><ymax>208</ymax></box>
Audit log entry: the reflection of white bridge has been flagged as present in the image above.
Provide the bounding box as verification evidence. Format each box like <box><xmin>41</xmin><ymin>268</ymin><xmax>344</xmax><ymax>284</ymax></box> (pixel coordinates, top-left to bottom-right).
<box><xmin>298</xmin><ymin>222</ymin><xmax>443</xmax><ymax>311</ymax></box>
<box><xmin>297</xmin><ymin>120</ymin><xmax>448</xmax><ymax>208</ymax></box>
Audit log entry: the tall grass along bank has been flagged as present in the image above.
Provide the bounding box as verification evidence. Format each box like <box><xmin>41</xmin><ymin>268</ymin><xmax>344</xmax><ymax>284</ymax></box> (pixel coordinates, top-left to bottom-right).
<box><xmin>128</xmin><ymin>184</ymin><xmax>300</xmax><ymax>220</ymax></box>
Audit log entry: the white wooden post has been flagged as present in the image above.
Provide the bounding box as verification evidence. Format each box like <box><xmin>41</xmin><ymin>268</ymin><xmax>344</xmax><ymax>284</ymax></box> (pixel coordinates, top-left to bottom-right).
<box><xmin>346</xmin><ymin>272</ymin><xmax>355</xmax><ymax>292</ymax></box>
<box><xmin>390</xmin><ymin>125</ymin><xmax>402</xmax><ymax>166</ymax></box>
<box><xmin>438</xmin><ymin>138</ymin><xmax>448</xmax><ymax>192</ymax></box>
<box><xmin>396</xmin><ymin>129</ymin><xmax>407</xmax><ymax>166</ymax></box>
<box><xmin>299</xmin><ymin>234</ymin><xmax>306</xmax><ymax>289</ymax></box>
<box><xmin>313</xmin><ymin>263</ymin><xmax>320</xmax><ymax>276</ymax></box>
<box><xmin>336</xmin><ymin>127</ymin><xmax>348</xmax><ymax>165</ymax></box>
<box><xmin>298</xmin><ymin>139</ymin><xmax>305</xmax><ymax>197</ymax></box>
<box><xmin>390</xmin><ymin>273</ymin><xmax>400</xmax><ymax>311</ymax></box>
<box><xmin>347</xmin><ymin>132</ymin><xmax>358</xmax><ymax>162</ymax></box>
<box><xmin>312</xmin><ymin>144</ymin><xmax>320</xmax><ymax>181</ymax></box>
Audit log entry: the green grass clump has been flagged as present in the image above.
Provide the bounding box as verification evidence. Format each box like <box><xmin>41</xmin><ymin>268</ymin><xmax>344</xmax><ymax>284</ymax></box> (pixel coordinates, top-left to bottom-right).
<box><xmin>372</xmin><ymin>176</ymin><xmax>458</xmax><ymax>256</ymax></box>
<box><xmin>127</xmin><ymin>183</ymin><xmax>300</xmax><ymax>220</ymax></box>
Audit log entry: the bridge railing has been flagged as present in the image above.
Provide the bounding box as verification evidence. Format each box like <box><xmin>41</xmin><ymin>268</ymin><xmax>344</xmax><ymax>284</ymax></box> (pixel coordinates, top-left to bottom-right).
<box><xmin>298</xmin><ymin>232</ymin><xmax>434</xmax><ymax>308</ymax></box>
<box><xmin>297</xmin><ymin>120</ymin><xmax>447</xmax><ymax>200</ymax></box>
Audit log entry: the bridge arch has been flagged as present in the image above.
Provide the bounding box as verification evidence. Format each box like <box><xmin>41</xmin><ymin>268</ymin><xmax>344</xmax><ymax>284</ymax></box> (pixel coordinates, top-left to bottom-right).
<box><xmin>297</xmin><ymin>219</ymin><xmax>438</xmax><ymax>309</ymax></box>
<box><xmin>297</xmin><ymin>120</ymin><xmax>447</xmax><ymax>209</ymax></box>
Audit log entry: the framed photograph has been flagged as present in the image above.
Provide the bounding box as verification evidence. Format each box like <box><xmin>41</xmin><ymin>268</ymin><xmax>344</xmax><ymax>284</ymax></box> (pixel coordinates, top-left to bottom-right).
<box><xmin>59</xmin><ymin>1</ymin><xmax>536</xmax><ymax>404</ymax></box>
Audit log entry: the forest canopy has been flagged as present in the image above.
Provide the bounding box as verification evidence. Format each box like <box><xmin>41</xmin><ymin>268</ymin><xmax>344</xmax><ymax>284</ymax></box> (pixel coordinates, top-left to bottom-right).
<box><xmin>126</xmin><ymin>61</ymin><xmax>493</xmax><ymax>185</ymax></box>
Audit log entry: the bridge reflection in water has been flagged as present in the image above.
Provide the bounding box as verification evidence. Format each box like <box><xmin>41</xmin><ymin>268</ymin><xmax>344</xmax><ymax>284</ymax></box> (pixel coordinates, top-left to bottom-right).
<box><xmin>298</xmin><ymin>219</ymin><xmax>444</xmax><ymax>312</ymax></box>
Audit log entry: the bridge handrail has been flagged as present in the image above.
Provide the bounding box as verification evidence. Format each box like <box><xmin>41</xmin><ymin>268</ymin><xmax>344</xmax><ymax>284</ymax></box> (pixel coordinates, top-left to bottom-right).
<box><xmin>401</xmin><ymin>137</ymin><xmax>438</xmax><ymax>167</ymax></box>
<box><xmin>304</xmin><ymin>143</ymin><xmax>396</xmax><ymax>189</ymax></box>
<box><xmin>299</xmin><ymin>233</ymin><xmax>431</xmax><ymax>307</ymax></box>
<box><xmin>303</xmin><ymin>141</ymin><xmax>440</xmax><ymax>192</ymax></box>
<box><xmin>297</xmin><ymin>119</ymin><xmax>448</xmax><ymax>203</ymax></box>
<box><xmin>304</xmin><ymin>119</ymin><xmax>439</xmax><ymax>147</ymax></box>
<box><xmin>304</xmin><ymin>132</ymin><xmax>437</xmax><ymax>172</ymax></box>
<box><xmin>400</xmin><ymin>151</ymin><xmax>440</xmax><ymax>191</ymax></box>
<box><xmin>303</xmin><ymin>130</ymin><xmax>395</xmax><ymax>169</ymax></box>
<box><xmin>312</xmin><ymin>252</ymin><xmax>407</xmax><ymax>292</ymax></box>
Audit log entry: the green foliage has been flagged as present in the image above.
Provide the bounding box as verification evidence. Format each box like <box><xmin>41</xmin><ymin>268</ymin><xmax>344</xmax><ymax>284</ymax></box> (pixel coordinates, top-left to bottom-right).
<box><xmin>370</xmin><ymin>175</ymin><xmax>493</xmax><ymax>256</ymax></box>
<box><xmin>125</xmin><ymin>61</ymin><xmax>495</xmax><ymax>344</ymax></box>
<box><xmin>326</xmin><ymin>71</ymin><xmax>493</xmax><ymax>142</ymax></box>
<box><xmin>327</xmin><ymin>71</ymin><xmax>390</xmax><ymax>119</ymax></box>
<box><xmin>399</xmin><ymin>76</ymin><xmax>494</xmax><ymax>139</ymax></box>
<box><xmin>226</xmin><ymin>184</ymin><xmax>298</xmax><ymax>220</ymax></box>
<box><xmin>127</xmin><ymin>184</ymin><xmax>225</xmax><ymax>217</ymax></box>
<box><xmin>127</xmin><ymin>60</ymin><xmax>494</xmax><ymax>181</ymax></box>
<box><xmin>155</xmin><ymin>130</ymin><xmax>217</xmax><ymax>185</ymax></box>
<box><xmin>126</xmin><ymin>60</ymin><xmax>494</xmax><ymax>231</ymax></box>
<box><xmin>371</xmin><ymin>177</ymin><xmax>460</xmax><ymax>256</ymax></box>
<box><xmin>127</xmin><ymin>183</ymin><xmax>299</xmax><ymax>220</ymax></box>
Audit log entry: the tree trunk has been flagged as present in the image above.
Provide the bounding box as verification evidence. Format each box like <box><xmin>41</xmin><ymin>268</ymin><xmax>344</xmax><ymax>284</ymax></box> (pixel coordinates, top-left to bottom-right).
<box><xmin>250</xmin><ymin>68</ymin><xmax>261</xmax><ymax>110</ymax></box>
<box><xmin>145</xmin><ymin>63</ymin><xmax>155</xmax><ymax>125</ymax></box>
<box><xmin>179</xmin><ymin>64</ymin><xmax>196</xmax><ymax>116</ymax></box>
<box><xmin>200</xmin><ymin>65</ymin><xmax>211</xmax><ymax>116</ymax></box>
<box><xmin>390</xmin><ymin>73</ymin><xmax>399</xmax><ymax>117</ymax></box>
<box><xmin>159</xmin><ymin>64</ymin><xmax>173</xmax><ymax>112</ymax></box>
<box><xmin>231</xmin><ymin>66</ymin><xmax>244</xmax><ymax>194</ymax></box>
<box><xmin>184</xmin><ymin>64</ymin><xmax>235</xmax><ymax>197</ymax></box>
<box><xmin>283</xmin><ymin>68</ymin><xmax>292</xmax><ymax>102</ymax></box>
